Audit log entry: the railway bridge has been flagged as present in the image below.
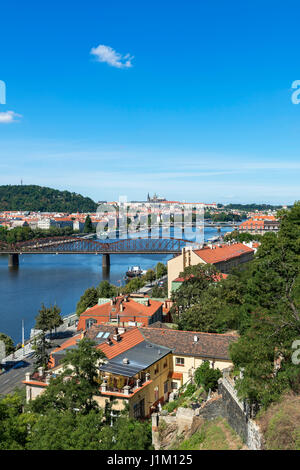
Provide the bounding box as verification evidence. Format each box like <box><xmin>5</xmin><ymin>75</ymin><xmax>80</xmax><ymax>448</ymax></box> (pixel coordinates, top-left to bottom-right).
<box><xmin>0</xmin><ymin>236</ymin><xmax>197</xmax><ymax>268</ymax></box>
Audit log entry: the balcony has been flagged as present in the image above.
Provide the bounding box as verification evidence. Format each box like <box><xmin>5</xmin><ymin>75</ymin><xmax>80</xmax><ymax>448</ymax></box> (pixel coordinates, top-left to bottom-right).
<box><xmin>100</xmin><ymin>373</ymin><xmax>151</xmax><ymax>397</ymax></box>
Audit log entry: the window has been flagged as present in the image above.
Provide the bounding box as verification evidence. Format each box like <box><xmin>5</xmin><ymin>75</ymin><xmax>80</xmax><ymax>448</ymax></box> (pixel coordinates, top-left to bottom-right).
<box><xmin>175</xmin><ymin>357</ymin><xmax>185</xmax><ymax>366</ymax></box>
<box><xmin>86</xmin><ymin>318</ymin><xmax>97</xmax><ymax>329</ymax></box>
<box><xmin>133</xmin><ymin>399</ymin><xmax>145</xmax><ymax>418</ymax></box>
<box><xmin>154</xmin><ymin>364</ymin><xmax>159</xmax><ymax>374</ymax></box>
<box><xmin>163</xmin><ymin>359</ymin><xmax>168</xmax><ymax>368</ymax></box>
<box><xmin>154</xmin><ymin>386</ymin><xmax>159</xmax><ymax>401</ymax></box>
<box><xmin>164</xmin><ymin>381</ymin><xmax>168</xmax><ymax>393</ymax></box>
<box><xmin>171</xmin><ymin>382</ymin><xmax>178</xmax><ymax>389</ymax></box>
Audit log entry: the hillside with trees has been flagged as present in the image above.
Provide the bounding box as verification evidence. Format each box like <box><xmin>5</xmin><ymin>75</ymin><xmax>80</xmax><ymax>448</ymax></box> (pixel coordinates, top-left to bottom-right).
<box><xmin>171</xmin><ymin>202</ymin><xmax>300</xmax><ymax>415</ymax></box>
<box><xmin>0</xmin><ymin>185</ymin><xmax>97</xmax><ymax>212</ymax></box>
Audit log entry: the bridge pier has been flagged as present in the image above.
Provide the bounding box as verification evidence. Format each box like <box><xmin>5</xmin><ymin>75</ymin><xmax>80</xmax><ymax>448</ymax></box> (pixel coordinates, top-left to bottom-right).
<box><xmin>8</xmin><ymin>253</ymin><xmax>19</xmax><ymax>267</ymax></box>
<box><xmin>102</xmin><ymin>253</ymin><xmax>110</xmax><ymax>268</ymax></box>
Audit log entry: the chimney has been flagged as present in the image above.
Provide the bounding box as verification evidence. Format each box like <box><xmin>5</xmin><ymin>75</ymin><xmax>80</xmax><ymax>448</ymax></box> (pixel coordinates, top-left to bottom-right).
<box><xmin>38</xmin><ymin>366</ymin><xmax>43</xmax><ymax>377</ymax></box>
<box><xmin>194</xmin><ymin>335</ymin><xmax>198</xmax><ymax>343</ymax></box>
<box><xmin>113</xmin><ymin>327</ymin><xmax>121</xmax><ymax>342</ymax></box>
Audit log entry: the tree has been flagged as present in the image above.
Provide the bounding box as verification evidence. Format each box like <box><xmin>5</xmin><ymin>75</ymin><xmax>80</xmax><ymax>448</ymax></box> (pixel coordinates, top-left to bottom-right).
<box><xmin>99</xmin><ymin>417</ymin><xmax>153</xmax><ymax>450</ymax></box>
<box><xmin>177</xmin><ymin>290</ymin><xmax>223</xmax><ymax>332</ymax></box>
<box><xmin>97</xmin><ymin>280</ymin><xmax>117</xmax><ymax>298</ymax></box>
<box><xmin>26</xmin><ymin>409</ymin><xmax>105</xmax><ymax>450</ymax></box>
<box><xmin>145</xmin><ymin>269</ymin><xmax>156</xmax><ymax>284</ymax></box>
<box><xmin>171</xmin><ymin>263</ymin><xmax>220</xmax><ymax>317</ymax></box>
<box><xmin>76</xmin><ymin>287</ymin><xmax>99</xmax><ymax>316</ymax></box>
<box><xmin>26</xmin><ymin>410</ymin><xmax>153</xmax><ymax>450</ymax></box>
<box><xmin>0</xmin><ymin>185</ymin><xmax>97</xmax><ymax>212</ymax></box>
<box><xmin>49</xmin><ymin>304</ymin><xmax>64</xmax><ymax>335</ymax></box>
<box><xmin>230</xmin><ymin>202</ymin><xmax>300</xmax><ymax>408</ymax></box>
<box><xmin>122</xmin><ymin>277</ymin><xmax>146</xmax><ymax>294</ymax></box>
<box><xmin>83</xmin><ymin>215</ymin><xmax>93</xmax><ymax>233</ymax></box>
<box><xmin>32</xmin><ymin>333</ymin><xmax>53</xmax><ymax>370</ymax></box>
<box><xmin>151</xmin><ymin>284</ymin><xmax>167</xmax><ymax>298</ymax></box>
<box><xmin>30</xmin><ymin>338</ymin><xmax>106</xmax><ymax>415</ymax></box>
<box><xmin>155</xmin><ymin>262</ymin><xmax>167</xmax><ymax>279</ymax></box>
<box><xmin>194</xmin><ymin>361</ymin><xmax>222</xmax><ymax>392</ymax></box>
<box><xmin>33</xmin><ymin>304</ymin><xmax>61</xmax><ymax>369</ymax></box>
<box><xmin>0</xmin><ymin>390</ymin><xmax>36</xmax><ymax>450</ymax></box>
<box><xmin>0</xmin><ymin>333</ymin><xmax>15</xmax><ymax>356</ymax></box>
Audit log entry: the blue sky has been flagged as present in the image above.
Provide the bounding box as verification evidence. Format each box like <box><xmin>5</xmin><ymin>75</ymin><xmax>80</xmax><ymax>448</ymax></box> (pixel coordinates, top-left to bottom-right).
<box><xmin>0</xmin><ymin>0</ymin><xmax>300</xmax><ymax>204</ymax></box>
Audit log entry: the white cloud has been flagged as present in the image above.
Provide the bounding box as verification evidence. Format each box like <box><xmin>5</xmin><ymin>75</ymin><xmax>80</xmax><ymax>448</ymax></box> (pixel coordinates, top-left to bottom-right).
<box><xmin>90</xmin><ymin>44</ymin><xmax>133</xmax><ymax>68</ymax></box>
<box><xmin>0</xmin><ymin>111</ymin><xmax>22</xmax><ymax>123</ymax></box>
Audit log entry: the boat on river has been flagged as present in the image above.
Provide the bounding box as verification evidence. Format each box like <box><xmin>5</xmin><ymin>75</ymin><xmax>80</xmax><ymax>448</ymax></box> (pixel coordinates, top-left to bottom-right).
<box><xmin>125</xmin><ymin>266</ymin><xmax>146</xmax><ymax>278</ymax></box>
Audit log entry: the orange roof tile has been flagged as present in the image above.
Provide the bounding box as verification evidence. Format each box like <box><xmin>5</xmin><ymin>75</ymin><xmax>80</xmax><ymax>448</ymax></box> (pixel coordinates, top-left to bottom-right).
<box><xmin>169</xmin><ymin>372</ymin><xmax>183</xmax><ymax>380</ymax></box>
<box><xmin>80</xmin><ymin>296</ymin><xmax>163</xmax><ymax>319</ymax></box>
<box><xmin>194</xmin><ymin>243</ymin><xmax>254</xmax><ymax>264</ymax></box>
<box><xmin>97</xmin><ymin>327</ymin><xmax>145</xmax><ymax>359</ymax></box>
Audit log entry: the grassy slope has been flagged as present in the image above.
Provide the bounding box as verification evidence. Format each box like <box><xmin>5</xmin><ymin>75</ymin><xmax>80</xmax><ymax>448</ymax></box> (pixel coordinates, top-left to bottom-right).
<box><xmin>257</xmin><ymin>394</ymin><xmax>300</xmax><ymax>450</ymax></box>
<box><xmin>174</xmin><ymin>417</ymin><xmax>244</xmax><ymax>450</ymax></box>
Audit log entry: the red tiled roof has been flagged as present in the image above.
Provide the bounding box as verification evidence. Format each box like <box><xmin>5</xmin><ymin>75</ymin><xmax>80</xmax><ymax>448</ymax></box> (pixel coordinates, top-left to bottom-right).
<box><xmin>51</xmin><ymin>334</ymin><xmax>82</xmax><ymax>354</ymax></box>
<box><xmin>140</xmin><ymin>327</ymin><xmax>238</xmax><ymax>360</ymax></box>
<box><xmin>80</xmin><ymin>296</ymin><xmax>163</xmax><ymax>319</ymax></box>
<box><xmin>194</xmin><ymin>243</ymin><xmax>254</xmax><ymax>264</ymax></box>
<box><xmin>169</xmin><ymin>372</ymin><xmax>183</xmax><ymax>380</ymax></box>
<box><xmin>97</xmin><ymin>327</ymin><xmax>145</xmax><ymax>359</ymax></box>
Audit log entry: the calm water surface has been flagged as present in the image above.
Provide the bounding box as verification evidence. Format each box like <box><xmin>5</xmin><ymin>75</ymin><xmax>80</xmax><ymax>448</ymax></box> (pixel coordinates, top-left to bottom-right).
<box><xmin>0</xmin><ymin>227</ymin><xmax>231</xmax><ymax>342</ymax></box>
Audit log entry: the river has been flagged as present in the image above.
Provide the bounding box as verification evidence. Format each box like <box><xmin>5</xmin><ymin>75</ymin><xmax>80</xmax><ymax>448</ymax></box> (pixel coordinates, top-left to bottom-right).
<box><xmin>0</xmin><ymin>226</ymin><xmax>233</xmax><ymax>343</ymax></box>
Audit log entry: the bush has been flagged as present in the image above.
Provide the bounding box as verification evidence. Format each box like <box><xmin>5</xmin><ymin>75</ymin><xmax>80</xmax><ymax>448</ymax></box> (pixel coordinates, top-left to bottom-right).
<box><xmin>183</xmin><ymin>384</ymin><xmax>197</xmax><ymax>397</ymax></box>
<box><xmin>194</xmin><ymin>361</ymin><xmax>222</xmax><ymax>392</ymax></box>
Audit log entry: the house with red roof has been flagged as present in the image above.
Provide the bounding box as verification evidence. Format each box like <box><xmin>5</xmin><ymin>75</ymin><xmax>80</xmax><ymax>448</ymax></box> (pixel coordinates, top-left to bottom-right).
<box><xmin>239</xmin><ymin>215</ymin><xmax>280</xmax><ymax>234</ymax></box>
<box><xmin>23</xmin><ymin>323</ymin><xmax>236</xmax><ymax>418</ymax></box>
<box><xmin>77</xmin><ymin>295</ymin><xmax>164</xmax><ymax>331</ymax></box>
<box><xmin>167</xmin><ymin>243</ymin><xmax>254</xmax><ymax>297</ymax></box>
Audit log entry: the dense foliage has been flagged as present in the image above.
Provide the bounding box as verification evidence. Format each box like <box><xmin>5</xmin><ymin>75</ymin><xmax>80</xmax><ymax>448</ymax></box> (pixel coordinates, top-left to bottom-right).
<box><xmin>0</xmin><ymin>185</ymin><xmax>97</xmax><ymax>212</ymax></box>
<box><xmin>0</xmin><ymin>339</ymin><xmax>153</xmax><ymax>450</ymax></box>
<box><xmin>76</xmin><ymin>281</ymin><xmax>118</xmax><ymax>316</ymax></box>
<box><xmin>170</xmin><ymin>202</ymin><xmax>300</xmax><ymax>410</ymax></box>
<box><xmin>223</xmin><ymin>203</ymin><xmax>285</xmax><ymax>211</ymax></box>
<box><xmin>30</xmin><ymin>338</ymin><xmax>106</xmax><ymax>415</ymax></box>
<box><xmin>0</xmin><ymin>225</ymin><xmax>79</xmax><ymax>244</ymax></box>
<box><xmin>0</xmin><ymin>333</ymin><xmax>15</xmax><ymax>356</ymax></box>
<box><xmin>32</xmin><ymin>304</ymin><xmax>64</xmax><ymax>369</ymax></box>
<box><xmin>224</xmin><ymin>230</ymin><xmax>262</xmax><ymax>243</ymax></box>
<box><xmin>229</xmin><ymin>203</ymin><xmax>300</xmax><ymax>408</ymax></box>
<box><xmin>194</xmin><ymin>361</ymin><xmax>222</xmax><ymax>392</ymax></box>
<box><xmin>204</xmin><ymin>212</ymin><xmax>242</xmax><ymax>222</ymax></box>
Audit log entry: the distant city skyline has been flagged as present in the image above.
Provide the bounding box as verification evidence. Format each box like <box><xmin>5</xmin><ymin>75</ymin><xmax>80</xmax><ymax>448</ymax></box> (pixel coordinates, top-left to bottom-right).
<box><xmin>0</xmin><ymin>1</ymin><xmax>300</xmax><ymax>205</ymax></box>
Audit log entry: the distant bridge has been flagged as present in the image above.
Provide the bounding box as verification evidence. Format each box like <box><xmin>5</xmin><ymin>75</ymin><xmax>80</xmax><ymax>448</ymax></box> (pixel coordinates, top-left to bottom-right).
<box><xmin>0</xmin><ymin>236</ymin><xmax>197</xmax><ymax>268</ymax></box>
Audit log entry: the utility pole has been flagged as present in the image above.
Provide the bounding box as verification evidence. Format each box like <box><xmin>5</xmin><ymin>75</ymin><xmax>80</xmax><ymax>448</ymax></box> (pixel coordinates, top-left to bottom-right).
<box><xmin>22</xmin><ymin>319</ymin><xmax>25</xmax><ymax>356</ymax></box>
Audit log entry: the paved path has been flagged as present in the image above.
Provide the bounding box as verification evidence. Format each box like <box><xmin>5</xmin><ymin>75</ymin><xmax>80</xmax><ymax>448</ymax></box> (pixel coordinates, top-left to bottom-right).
<box><xmin>0</xmin><ymin>326</ymin><xmax>77</xmax><ymax>396</ymax></box>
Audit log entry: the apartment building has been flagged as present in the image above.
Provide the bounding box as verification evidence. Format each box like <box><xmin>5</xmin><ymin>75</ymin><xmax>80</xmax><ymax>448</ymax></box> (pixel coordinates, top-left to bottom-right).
<box><xmin>167</xmin><ymin>243</ymin><xmax>254</xmax><ymax>297</ymax></box>
<box><xmin>23</xmin><ymin>323</ymin><xmax>236</xmax><ymax>418</ymax></box>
